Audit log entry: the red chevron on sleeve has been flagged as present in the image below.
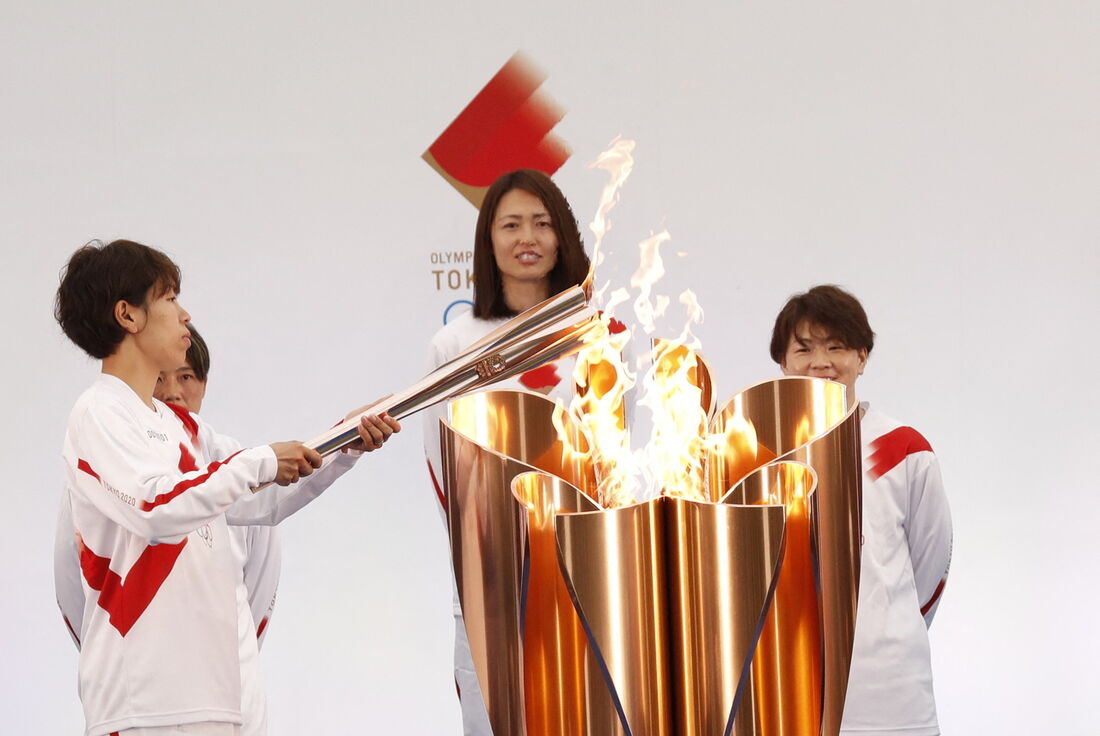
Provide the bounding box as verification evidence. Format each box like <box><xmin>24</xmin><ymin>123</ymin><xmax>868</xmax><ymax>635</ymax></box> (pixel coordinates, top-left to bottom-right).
<box><xmin>79</xmin><ymin>537</ymin><xmax>188</xmax><ymax>637</ymax></box>
<box><xmin>867</xmin><ymin>426</ymin><xmax>933</xmax><ymax>480</ymax></box>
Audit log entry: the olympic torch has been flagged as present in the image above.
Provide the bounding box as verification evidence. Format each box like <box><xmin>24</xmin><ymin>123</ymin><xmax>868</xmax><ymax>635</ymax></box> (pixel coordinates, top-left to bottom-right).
<box><xmin>305</xmin><ymin>286</ymin><xmax>599</xmax><ymax>456</ymax></box>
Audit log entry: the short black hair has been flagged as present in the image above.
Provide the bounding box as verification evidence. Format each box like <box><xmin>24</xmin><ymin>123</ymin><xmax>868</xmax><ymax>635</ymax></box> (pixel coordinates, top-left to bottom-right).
<box><xmin>185</xmin><ymin>324</ymin><xmax>210</xmax><ymax>381</ymax></box>
<box><xmin>769</xmin><ymin>284</ymin><xmax>875</xmax><ymax>363</ymax></box>
<box><xmin>55</xmin><ymin>239</ymin><xmax>182</xmax><ymax>359</ymax></box>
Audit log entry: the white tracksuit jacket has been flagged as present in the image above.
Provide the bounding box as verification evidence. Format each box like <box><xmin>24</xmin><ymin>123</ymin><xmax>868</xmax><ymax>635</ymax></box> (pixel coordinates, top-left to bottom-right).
<box><xmin>57</xmin><ymin>374</ymin><xmax>355</xmax><ymax>736</ymax></box>
<box><xmin>842</xmin><ymin>405</ymin><xmax>953</xmax><ymax>735</ymax></box>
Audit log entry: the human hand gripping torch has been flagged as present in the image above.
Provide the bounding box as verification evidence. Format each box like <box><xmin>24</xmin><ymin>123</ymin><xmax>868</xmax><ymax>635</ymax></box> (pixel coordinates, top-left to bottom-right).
<box><xmin>304</xmin><ymin>286</ymin><xmax>600</xmax><ymax>456</ymax></box>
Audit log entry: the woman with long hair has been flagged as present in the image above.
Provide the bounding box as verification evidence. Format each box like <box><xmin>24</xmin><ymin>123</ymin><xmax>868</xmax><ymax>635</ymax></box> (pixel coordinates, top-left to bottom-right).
<box><xmin>423</xmin><ymin>169</ymin><xmax>590</xmax><ymax>734</ymax></box>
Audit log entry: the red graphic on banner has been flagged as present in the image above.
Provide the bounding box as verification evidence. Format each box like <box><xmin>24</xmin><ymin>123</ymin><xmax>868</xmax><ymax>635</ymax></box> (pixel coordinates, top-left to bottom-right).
<box><xmin>424</xmin><ymin>51</ymin><xmax>570</xmax><ymax>207</ymax></box>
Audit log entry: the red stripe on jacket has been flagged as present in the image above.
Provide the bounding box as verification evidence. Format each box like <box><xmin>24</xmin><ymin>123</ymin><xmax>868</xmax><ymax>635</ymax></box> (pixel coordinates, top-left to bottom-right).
<box><xmin>62</xmin><ymin>613</ymin><xmax>81</xmax><ymax>646</ymax></box>
<box><xmin>139</xmin><ymin>450</ymin><xmax>245</xmax><ymax>511</ymax></box>
<box><xmin>426</xmin><ymin>459</ymin><xmax>447</xmax><ymax>512</ymax></box>
<box><xmin>79</xmin><ymin>439</ymin><xmax>244</xmax><ymax>514</ymax></box>
<box><xmin>177</xmin><ymin>442</ymin><xmax>198</xmax><ymax>473</ymax></box>
<box><xmin>77</xmin><ymin>459</ymin><xmax>100</xmax><ymax>481</ymax></box>
<box><xmin>920</xmin><ymin>578</ymin><xmax>947</xmax><ymax>616</ymax></box>
<box><xmin>164</xmin><ymin>402</ymin><xmax>199</xmax><ymax>447</ymax></box>
<box><xmin>867</xmin><ymin>426</ymin><xmax>933</xmax><ymax>480</ymax></box>
<box><xmin>79</xmin><ymin>537</ymin><xmax>188</xmax><ymax>637</ymax></box>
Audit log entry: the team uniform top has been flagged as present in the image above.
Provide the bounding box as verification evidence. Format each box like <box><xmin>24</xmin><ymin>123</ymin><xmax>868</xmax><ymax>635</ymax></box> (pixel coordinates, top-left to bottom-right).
<box><xmin>58</xmin><ymin>490</ymin><xmax>283</xmax><ymax>651</ymax></box>
<box><xmin>842</xmin><ymin>405</ymin><xmax>953</xmax><ymax>736</ymax></box>
<box><xmin>61</xmin><ymin>374</ymin><xmax>356</xmax><ymax>736</ymax></box>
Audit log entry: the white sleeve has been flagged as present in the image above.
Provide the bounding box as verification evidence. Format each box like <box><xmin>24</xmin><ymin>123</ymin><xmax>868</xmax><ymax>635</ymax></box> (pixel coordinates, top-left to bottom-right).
<box><xmin>242</xmin><ymin>525</ymin><xmax>281</xmax><ymax>648</ymax></box>
<box><xmin>196</xmin><ymin>416</ymin><xmax>360</xmax><ymax>527</ymax></box>
<box><xmin>225</xmin><ymin>452</ymin><xmax>358</xmax><ymax>525</ymax></box>
<box><xmin>53</xmin><ymin>489</ymin><xmax>85</xmax><ymax>650</ymax></box>
<box><xmin>196</xmin><ymin>418</ymin><xmax>287</xmax><ymax>643</ymax></box>
<box><xmin>68</xmin><ymin>402</ymin><xmax>276</xmax><ymax>544</ymax></box>
<box><xmin>906</xmin><ymin>451</ymin><xmax>953</xmax><ymax>626</ymax></box>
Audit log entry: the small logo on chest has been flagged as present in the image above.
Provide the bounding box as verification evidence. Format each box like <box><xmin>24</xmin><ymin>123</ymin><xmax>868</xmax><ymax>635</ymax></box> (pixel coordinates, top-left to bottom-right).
<box><xmin>195</xmin><ymin>524</ymin><xmax>214</xmax><ymax>548</ymax></box>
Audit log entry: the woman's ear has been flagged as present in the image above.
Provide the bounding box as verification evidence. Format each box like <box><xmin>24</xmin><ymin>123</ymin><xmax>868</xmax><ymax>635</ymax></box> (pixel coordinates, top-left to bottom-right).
<box><xmin>114</xmin><ymin>300</ymin><xmax>145</xmax><ymax>334</ymax></box>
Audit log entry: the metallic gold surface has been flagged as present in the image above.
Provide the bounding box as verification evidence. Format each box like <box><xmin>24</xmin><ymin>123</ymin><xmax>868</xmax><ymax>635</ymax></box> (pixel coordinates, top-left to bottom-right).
<box><xmin>441</xmin><ymin>377</ymin><xmax>862</xmax><ymax>736</ymax></box>
<box><xmin>709</xmin><ymin>377</ymin><xmax>862</xmax><ymax>736</ymax></box>
<box><xmin>512</xmin><ymin>472</ymin><xmax>619</xmax><ymax>736</ymax></box>
<box><xmin>665</xmin><ymin>490</ymin><xmax>788</xmax><ymax>736</ymax></box>
<box><xmin>556</xmin><ymin>498</ymin><xmax>671</xmax><ymax>735</ymax></box>
<box><xmin>441</xmin><ymin>390</ymin><xmax>597</xmax><ymax>735</ymax></box>
<box><xmin>725</xmin><ymin>462</ymin><xmax>821</xmax><ymax>736</ymax></box>
<box><xmin>555</xmin><ymin>492</ymin><xmax>788</xmax><ymax>736</ymax></box>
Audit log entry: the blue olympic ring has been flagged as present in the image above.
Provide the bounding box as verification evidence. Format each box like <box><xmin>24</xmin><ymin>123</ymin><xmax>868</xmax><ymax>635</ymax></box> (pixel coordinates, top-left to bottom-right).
<box><xmin>443</xmin><ymin>299</ymin><xmax>474</xmax><ymax>325</ymax></box>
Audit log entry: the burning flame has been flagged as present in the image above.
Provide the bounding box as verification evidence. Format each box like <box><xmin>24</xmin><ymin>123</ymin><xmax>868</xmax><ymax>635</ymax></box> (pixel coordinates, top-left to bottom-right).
<box><xmin>630</xmin><ymin>231</ymin><xmax>672</xmax><ymax>334</ymax></box>
<box><xmin>557</xmin><ymin>139</ymin><xmax>803</xmax><ymax>509</ymax></box>
<box><xmin>585</xmin><ymin>137</ymin><xmax>636</xmax><ymax>306</ymax></box>
<box><xmin>557</xmin><ymin>302</ymin><xmax>639</xmax><ymax>508</ymax></box>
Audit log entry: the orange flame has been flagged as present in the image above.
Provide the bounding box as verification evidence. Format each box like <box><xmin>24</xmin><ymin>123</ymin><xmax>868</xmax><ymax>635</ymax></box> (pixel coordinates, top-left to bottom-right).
<box><xmin>565</xmin><ymin>307</ymin><xmax>639</xmax><ymax>508</ymax></box>
<box><xmin>559</xmin><ymin>139</ymin><xmax>754</xmax><ymax>508</ymax></box>
<box><xmin>637</xmin><ymin>291</ymin><xmax>708</xmax><ymax>502</ymax></box>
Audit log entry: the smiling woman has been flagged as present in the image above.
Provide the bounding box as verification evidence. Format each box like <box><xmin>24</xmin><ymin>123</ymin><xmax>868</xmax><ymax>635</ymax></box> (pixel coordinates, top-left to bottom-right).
<box><xmin>424</xmin><ymin>169</ymin><xmax>591</xmax><ymax>735</ymax></box>
<box><xmin>471</xmin><ymin>169</ymin><xmax>590</xmax><ymax>318</ymax></box>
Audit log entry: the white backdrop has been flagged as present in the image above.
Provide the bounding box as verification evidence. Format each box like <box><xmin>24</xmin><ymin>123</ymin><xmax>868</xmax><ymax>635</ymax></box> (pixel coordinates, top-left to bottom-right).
<box><xmin>2</xmin><ymin>1</ymin><xmax>1097</xmax><ymax>733</ymax></box>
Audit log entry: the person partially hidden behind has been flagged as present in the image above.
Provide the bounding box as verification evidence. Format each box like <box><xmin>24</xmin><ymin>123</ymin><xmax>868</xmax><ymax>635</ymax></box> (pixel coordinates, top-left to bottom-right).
<box><xmin>154</xmin><ymin>326</ymin><xmax>282</xmax><ymax>650</ymax></box>
<box><xmin>770</xmin><ymin>284</ymin><xmax>952</xmax><ymax>736</ymax></box>
<box><xmin>55</xmin><ymin>323</ymin><xmax>288</xmax><ymax>734</ymax></box>
<box><xmin>53</xmin><ymin>238</ymin><xmax>399</xmax><ymax>736</ymax></box>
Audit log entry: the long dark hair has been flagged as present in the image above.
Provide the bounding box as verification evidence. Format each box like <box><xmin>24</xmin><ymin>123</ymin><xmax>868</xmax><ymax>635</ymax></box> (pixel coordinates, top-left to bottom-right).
<box><xmin>472</xmin><ymin>170</ymin><xmax>589</xmax><ymax>318</ymax></box>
